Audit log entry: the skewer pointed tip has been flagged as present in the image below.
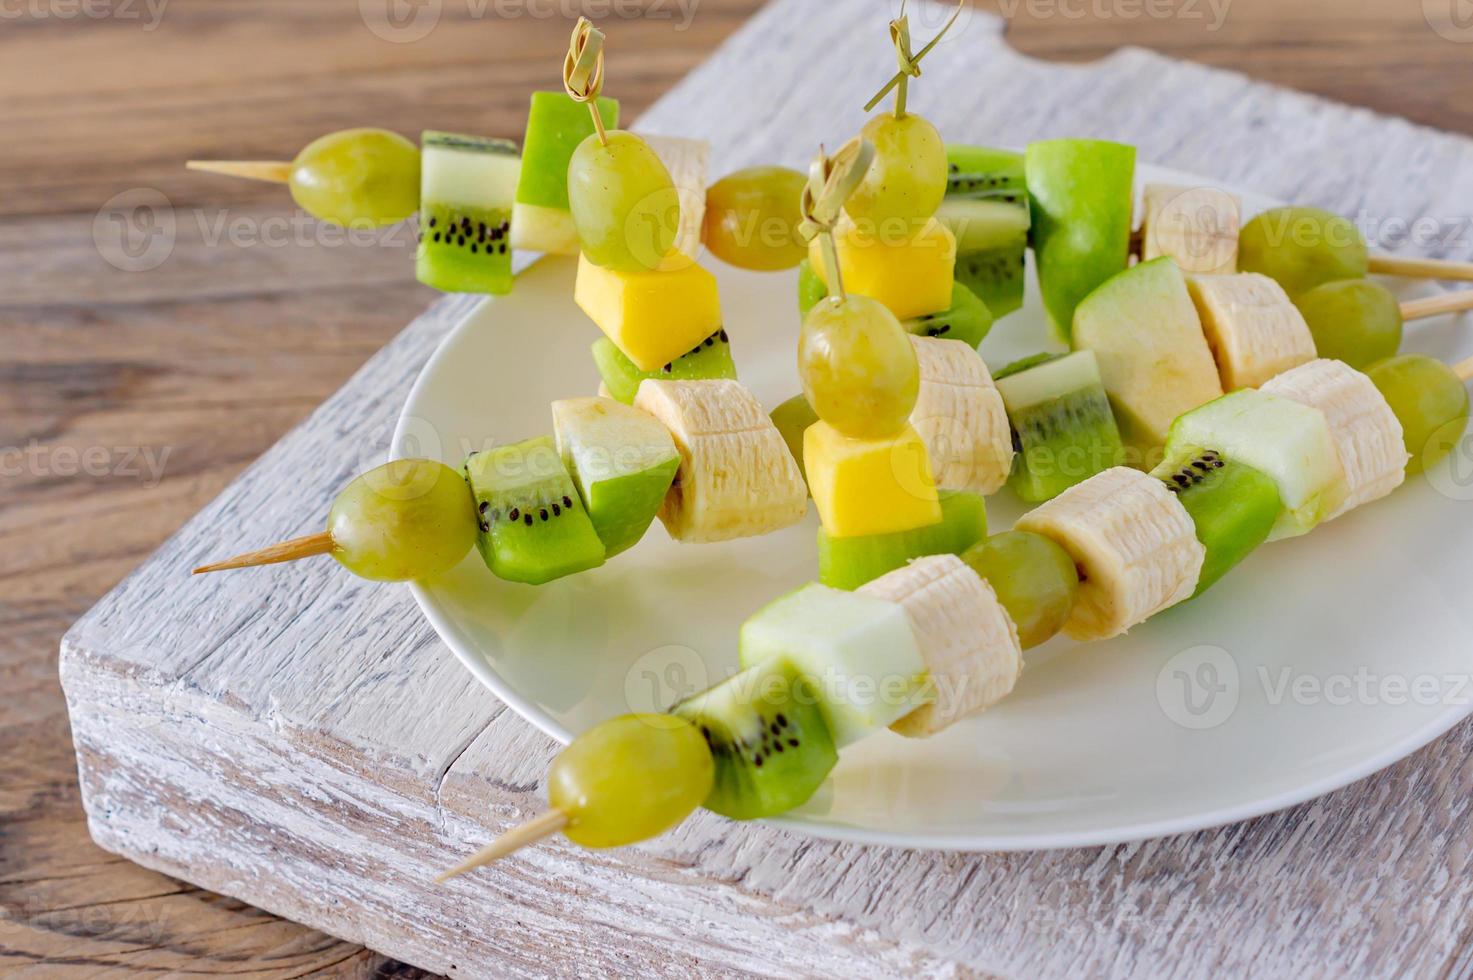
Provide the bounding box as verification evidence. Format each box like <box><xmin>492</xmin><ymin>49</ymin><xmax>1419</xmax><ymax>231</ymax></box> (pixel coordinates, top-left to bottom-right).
<box><xmin>192</xmin><ymin>531</ymin><xmax>334</xmax><ymax>574</ymax></box>
<box><xmin>186</xmin><ymin>160</ymin><xmax>294</xmax><ymax>184</ymax></box>
<box><xmin>435</xmin><ymin>810</ymin><xmax>568</xmax><ymax>884</ymax></box>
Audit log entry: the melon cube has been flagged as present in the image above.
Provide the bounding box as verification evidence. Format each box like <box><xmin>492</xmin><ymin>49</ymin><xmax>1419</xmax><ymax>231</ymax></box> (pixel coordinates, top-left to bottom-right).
<box><xmin>808</xmin><ymin>217</ymin><xmax>956</xmax><ymax>321</ymax></box>
<box><xmin>804</xmin><ymin>421</ymin><xmax>942</xmax><ymax>538</ymax></box>
<box><xmin>574</xmin><ymin>252</ymin><xmax>723</xmax><ymax>372</ymax></box>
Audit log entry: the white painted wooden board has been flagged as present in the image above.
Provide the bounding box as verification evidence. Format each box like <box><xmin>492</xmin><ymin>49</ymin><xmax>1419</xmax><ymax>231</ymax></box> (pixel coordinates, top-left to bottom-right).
<box><xmin>60</xmin><ymin>0</ymin><xmax>1473</xmax><ymax>975</ymax></box>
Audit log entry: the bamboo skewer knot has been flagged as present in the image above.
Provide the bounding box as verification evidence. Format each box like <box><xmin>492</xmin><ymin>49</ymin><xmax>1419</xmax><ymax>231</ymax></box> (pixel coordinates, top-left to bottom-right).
<box><xmin>564</xmin><ymin>17</ymin><xmax>609</xmax><ymax>144</ymax></box>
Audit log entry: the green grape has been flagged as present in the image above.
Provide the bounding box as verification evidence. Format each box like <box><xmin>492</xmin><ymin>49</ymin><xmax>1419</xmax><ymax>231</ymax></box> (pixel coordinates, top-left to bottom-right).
<box><xmin>326</xmin><ymin>459</ymin><xmax>477</xmax><ymax>581</ymax></box>
<box><xmin>1295</xmin><ymin>279</ymin><xmax>1403</xmax><ymax>370</ymax></box>
<box><xmin>568</xmin><ymin>131</ymin><xmax>680</xmax><ymax>272</ymax></box>
<box><xmin>1366</xmin><ymin>355</ymin><xmax>1470</xmax><ymax>475</ymax></box>
<box><xmin>961</xmin><ymin>531</ymin><xmax>1080</xmax><ymax>649</ymax></box>
<box><xmin>770</xmin><ymin>393</ymin><xmax>819</xmax><ymax>484</ymax></box>
<box><xmin>548</xmin><ymin>713</ymin><xmax>714</xmax><ymax>848</ymax></box>
<box><xmin>844</xmin><ymin>113</ymin><xmax>947</xmax><ymax>227</ymax></box>
<box><xmin>289</xmin><ymin>128</ymin><xmax>420</xmax><ymax>227</ymax></box>
<box><xmin>702</xmin><ymin>166</ymin><xmax>808</xmax><ymax>271</ymax></box>
<box><xmin>798</xmin><ymin>294</ymin><xmax>919</xmax><ymax>438</ymax></box>
<box><xmin>1238</xmin><ymin>206</ymin><xmax>1369</xmax><ymax>297</ymax></box>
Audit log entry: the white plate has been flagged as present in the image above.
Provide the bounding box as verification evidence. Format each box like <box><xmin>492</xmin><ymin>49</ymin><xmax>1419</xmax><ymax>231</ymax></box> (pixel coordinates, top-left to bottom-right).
<box><xmin>397</xmin><ymin>164</ymin><xmax>1473</xmax><ymax>851</ymax></box>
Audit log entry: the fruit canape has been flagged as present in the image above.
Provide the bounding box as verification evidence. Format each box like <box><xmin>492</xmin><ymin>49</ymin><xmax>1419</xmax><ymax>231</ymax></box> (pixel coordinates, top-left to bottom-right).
<box><xmin>433</xmin><ymin>349</ymin><xmax>1473</xmax><ymax>878</ymax></box>
<box><xmin>184</xmin><ymin>13</ymin><xmax>1473</xmax><ymax>879</ymax></box>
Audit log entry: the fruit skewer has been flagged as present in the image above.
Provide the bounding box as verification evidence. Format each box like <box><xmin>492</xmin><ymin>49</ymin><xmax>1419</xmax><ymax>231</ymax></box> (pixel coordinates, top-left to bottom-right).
<box><xmin>1136</xmin><ymin>189</ymin><xmax>1473</xmax><ymax>284</ymax></box>
<box><xmin>439</xmin><ymin>352</ymin><xmax>1473</xmax><ymax>879</ymax></box>
<box><xmin>191</xmin><ymin>248</ymin><xmax>1468</xmax><ymax>591</ymax></box>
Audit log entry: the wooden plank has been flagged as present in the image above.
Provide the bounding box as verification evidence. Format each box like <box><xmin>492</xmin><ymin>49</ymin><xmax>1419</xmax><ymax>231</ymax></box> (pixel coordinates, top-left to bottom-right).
<box><xmin>14</xmin><ymin>0</ymin><xmax>1473</xmax><ymax>974</ymax></box>
<box><xmin>55</xmin><ymin>0</ymin><xmax>1473</xmax><ymax>975</ymax></box>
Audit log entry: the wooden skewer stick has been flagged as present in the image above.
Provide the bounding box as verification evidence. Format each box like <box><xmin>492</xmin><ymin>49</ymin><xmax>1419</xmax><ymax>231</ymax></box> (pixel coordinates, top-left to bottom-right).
<box><xmin>1400</xmin><ymin>290</ymin><xmax>1473</xmax><ymax>322</ymax></box>
<box><xmin>1370</xmin><ymin>255</ymin><xmax>1473</xmax><ymax>283</ymax></box>
<box><xmin>436</xmin><ymin>810</ymin><xmax>569</xmax><ymax>882</ymax></box>
<box><xmin>193</xmin><ymin>531</ymin><xmax>334</xmax><ymax>574</ymax></box>
<box><xmin>185</xmin><ymin>160</ymin><xmax>293</xmax><ymax>184</ymax></box>
<box><xmin>1453</xmin><ymin>356</ymin><xmax>1473</xmax><ymax>384</ymax></box>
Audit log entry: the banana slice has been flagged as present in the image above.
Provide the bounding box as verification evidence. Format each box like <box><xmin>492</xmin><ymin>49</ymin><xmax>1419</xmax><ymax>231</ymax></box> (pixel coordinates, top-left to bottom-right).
<box><xmin>1140</xmin><ymin>184</ymin><xmax>1241</xmax><ymax>275</ymax></box>
<box><xmin>643</xmin><ymin>134</ymin><xmax>709</xmax><ymax>261</ymax></box>
<box><xmin>1261</xmin><ymin>358</ymin><xmax>1408</xmax><ymax>519</ymax></box>
<box><xmin>908</xmin><ymin>336</ymin><xmax>1014</xmax><ymax>496</ymax></box>
<box><xmin>1187</xmin><ymin>273</ymin><xmax>1317</xmax><ymax>390</ymax></box>
<box><xmin>1016</xmin><ymin>467</ymin><xmax>1205</xmax><ymax>641</ymax></box>
<box><xmin>860</xmin><ymin>554</ymin><xmax>1023</xmax><ymax>738</ymax></box>
<box><xmin>633</xmin><ymin>379</ymin><xmax>807</xmax><ymax>542</ymax></box>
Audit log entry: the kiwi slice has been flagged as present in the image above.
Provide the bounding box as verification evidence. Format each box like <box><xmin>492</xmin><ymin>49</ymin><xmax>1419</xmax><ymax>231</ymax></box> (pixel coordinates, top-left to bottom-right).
<box><xmin>904</xmin><ymin>281</ymin><xmax>994</xmax><ymax>349</ymax></box>
<box><xmin>940</xmin><ymin>145</ymin><xmax>1031</xmax><ymax>319</ymax></box>
<box><xmin>818</xmin><ymin>491</ymin><xmax>987</xmax><ymax>590</ymax></box>
<box><xmin>463</xmin><ymin>436</ymin><xmax>606</xmax><ymax>585</ymax></box>
<box><xmin>417</xmin><ymin>131</ymin><xmax>519</xmax><ymax>295</ymax></box>
<box><xmin>591</xmin><ymin>330</ymin><xmax>736</xmax><ymax>405</ymax></box>
<box><xmin>955</xmin><ymin>246</ymin><xmax>1027</xmax><ymax>320</ymax></box>
<box><xmin>671</xmin><ymin>657</ymin><xmax>838</xmax><ymax>820</ymax></box>
<box><xmin>994</xmin><ymin>350</ymin><xmax>1125</xmax><ymax>503</ymax></box>
<box><xmin>798</xmin><ymin>263</ymin><xmax>995</xmax><ymax>349</ymax></box>
<box><xmin>1152</xmin><ymin>445</ymin><xmax>1282</xmax><ymax>597</ymax></box>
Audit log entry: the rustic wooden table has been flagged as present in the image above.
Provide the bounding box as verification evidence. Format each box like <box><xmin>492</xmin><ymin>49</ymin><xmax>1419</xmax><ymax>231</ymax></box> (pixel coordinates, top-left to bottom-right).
<box><xmin>7</xmin><ymin>0</ymin><xmax>1472</xmax><ymax>974</ymax></box>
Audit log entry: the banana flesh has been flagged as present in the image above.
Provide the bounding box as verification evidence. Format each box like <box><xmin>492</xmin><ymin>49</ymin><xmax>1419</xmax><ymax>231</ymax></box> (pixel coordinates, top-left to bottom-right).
<box><xmin>633</xmin><ymin>379</ymin><xmax>807</xmax><ymax>542</ymax></box>
<box><xmin>908</xmin><ymin>336</ymin><xmax>1014</xmax><ymax>496</ymax></box>
<box><xmin>1187</xmin><ymin>273</ymin><xmax>1317</xmax><ymax>390</ymax></box>
<box><xmin>1261</xmin><ymin>359</ymin><xmax>1408</xmax><ymax>519</ymax></box>
<box><xmin>643</xmin><ymin>134</ymin><xmax>709</xmax><ymax>262</ymax></box>
<box><xmin>860</xmin><ymin>555</ymin><xmax>1023</xmax><ymax>738</ymax></box>
<box><xmin>1140</xmin><ymin>183</ymin><xmax>1241</xmax><ymax>275</ymax></box>
<box><xmin>1016</xmin><ymin>466</ymin><xmax>1205</xmax><ymax>641</ymax></box>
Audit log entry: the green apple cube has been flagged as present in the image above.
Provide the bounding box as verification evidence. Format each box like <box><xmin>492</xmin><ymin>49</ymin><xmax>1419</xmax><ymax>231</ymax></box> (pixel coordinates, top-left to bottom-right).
<box><xmin>511</xmin><ymin>91</ymin><xmax>619</xmax><ymax>255</ymax></box>
<box><xmin>739</xmin><ymin>583</ymin><xmax>928</xmax><ymax>746</ymax></box>
<box><xmin>1071</xmin><ymin>257</ymin><xmax>1223</xmax><ymax>463</ymax></box>
<box><xmin>1025</xmin><ymin>138</ymin><xmax>1136</xmax><ymax>340</ymax></box>
<box><xmin>417</xmin><ymin>131</ymin><xmax>520</xmax><ymax>295</ymax></box>
<box><xmin>1165</xmin><ymin>389</ymin><xmax>1348</xmax><ymax>540</ymax></box>
<box><xmin>551</xmin><ymin>396</ymin><xmax>679</xmax><ymax>556</ymax></box>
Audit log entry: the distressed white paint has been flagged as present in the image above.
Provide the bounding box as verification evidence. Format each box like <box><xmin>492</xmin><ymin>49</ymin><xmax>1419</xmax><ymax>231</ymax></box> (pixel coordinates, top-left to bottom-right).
<box><xmin>60</xmin><ymin>0</ymin><xmax>1473</xmax><ymax>975</ymax></box>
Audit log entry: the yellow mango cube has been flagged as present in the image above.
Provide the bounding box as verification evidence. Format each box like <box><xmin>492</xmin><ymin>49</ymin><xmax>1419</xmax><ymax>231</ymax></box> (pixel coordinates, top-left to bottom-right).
<box><xmin>574</xmin><ymin>252</ymin><xmax>722</xmax><ymax>372</ymax></box>
<box><xmin>809</xmin><ymin>216</ymin><xmax>956</xmax><ymax>321</ymax></box>
<box><xmin>804</xmin><ymin>421</ymin><xmax>942</xmax><ymax>538</ymax></box>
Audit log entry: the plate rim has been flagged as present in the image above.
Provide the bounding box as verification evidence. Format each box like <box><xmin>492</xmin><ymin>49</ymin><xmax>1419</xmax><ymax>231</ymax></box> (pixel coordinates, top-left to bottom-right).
<box><xmin>397</xmin><ymin>164</ymin><xmax>1473</xmax><ymax>852</ymax></box>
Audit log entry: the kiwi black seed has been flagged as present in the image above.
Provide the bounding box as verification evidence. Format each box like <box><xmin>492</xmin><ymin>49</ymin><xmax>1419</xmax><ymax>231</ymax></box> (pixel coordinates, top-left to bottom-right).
<box><xmin>1164</xmin><ymin>450</ymin><xmax>1226</xmax><ymax>494</ymax></box>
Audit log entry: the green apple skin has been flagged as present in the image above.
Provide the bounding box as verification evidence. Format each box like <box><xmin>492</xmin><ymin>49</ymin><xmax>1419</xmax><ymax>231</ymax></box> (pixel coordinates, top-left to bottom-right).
<box><xmin>584</xmin><ymin>457</ymin><xmax>681</xmax><ymax>556</ymax></box>
<box><xmin>1025</xmin><ymin>139</ymin><xmax>1136</xmax><ymax>343</ymax></box>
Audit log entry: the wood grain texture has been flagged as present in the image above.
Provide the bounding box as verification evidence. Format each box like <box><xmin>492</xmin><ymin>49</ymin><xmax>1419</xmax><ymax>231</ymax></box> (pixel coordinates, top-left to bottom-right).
<box><xmin>13</xmin><ymin>0</ymin><xmax>1473</xmax><ymax>975</ymax></box>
